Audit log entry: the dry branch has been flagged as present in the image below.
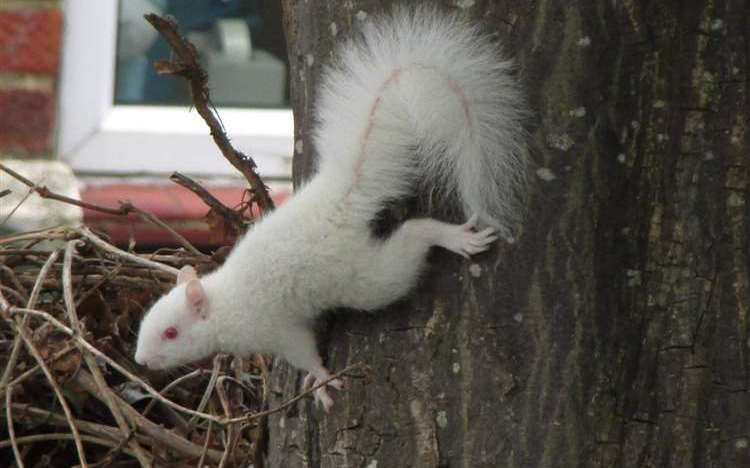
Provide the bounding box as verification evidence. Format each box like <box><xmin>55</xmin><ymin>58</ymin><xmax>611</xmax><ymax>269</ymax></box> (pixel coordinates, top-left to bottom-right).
<box><xmin>170</xmin><ymin>171</ymin><xmax>247</xmax><ymax>235</ymax></box>
<box><xmin>62</xmin><ymin>241</ymin><xmax>152</xmax><ymax>467</ymax></box>
<box><xmin>0</xmin><ymin>163</ymin><xmax>125</xmax><ymax>216</ymax></box>
<box><xmin>75</xmin><ymin>371</ymin><xmax>226</xmax><ymax>463</ymax></box>
<box><xmin>5</xmin><ymin>385</ymin><xmax>23</xmax><ymax>468</ymax></box>
<box><xmin>0</xmin><ymin>433</ymin><xmax>139</xmax><ymax>458</ymax></box>
<box><xmin>75</xmin><ymin>226</ymin><xmax>180</xmax><ymax>276</ymax></box>
<box><xmin>226</xmin><ymin>362</ymin><xmax>366</xmax><ymax>425</ymax></box>
<box><xmin>0</xmin><ymin>163</ymin><xmax>206</xmax><ymax>256</ymax></box>
<box><xmin>0</xmin><ymin>250</ymin><xmax>59</xmax><ymax>391</ymax></box>
<box><xmin>143</xmin><ymin>14</ymin><xmax>275</xmax><ymax>213</ymax></box>
<box><xmin>0</xmin><ymin>289</ymin><xmax>89</xmax><ymax>467</ymax></box>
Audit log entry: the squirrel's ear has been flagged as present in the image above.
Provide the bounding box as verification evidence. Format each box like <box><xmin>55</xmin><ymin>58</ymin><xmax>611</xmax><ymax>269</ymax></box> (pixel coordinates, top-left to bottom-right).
<box><xmin>185</xmin><ymin>279</ymin><xmax>209</xmax><ymax>319</ymax></box>
<box><xmin>177</xmin><ymin>265</ymin><xmax>197</xmax><ymax>285</ymax></box>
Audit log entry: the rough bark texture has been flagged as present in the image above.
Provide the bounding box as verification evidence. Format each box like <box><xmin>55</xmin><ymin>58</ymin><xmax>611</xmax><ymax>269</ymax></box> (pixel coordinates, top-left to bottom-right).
<box><xmin>269</xmin><ymin>1</ymin><xmax>749</xmax><ymax>467</ymax></box>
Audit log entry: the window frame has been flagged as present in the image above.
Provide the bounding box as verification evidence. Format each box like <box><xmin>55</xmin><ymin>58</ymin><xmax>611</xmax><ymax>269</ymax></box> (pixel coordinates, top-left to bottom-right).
<box><xmin>58</xmin><ymin>0</ymin><xmax>294</xmax><ymax>179</ymax></box>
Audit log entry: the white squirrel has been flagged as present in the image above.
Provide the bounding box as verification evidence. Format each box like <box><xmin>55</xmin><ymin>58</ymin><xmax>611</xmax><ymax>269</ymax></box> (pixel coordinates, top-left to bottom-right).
<box><xmin>135</xmin><ymin>6</ymin><xmax>527</xmax><ymax>411</ymax></box>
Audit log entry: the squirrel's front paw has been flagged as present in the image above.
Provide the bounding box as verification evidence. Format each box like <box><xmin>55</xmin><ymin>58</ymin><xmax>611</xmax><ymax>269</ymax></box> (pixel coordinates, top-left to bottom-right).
<box><xmin>441</xmin><ymin>214</ymin><xmax>498</xmax><ymax>259</ymax></box>
<box><xmin>302</xmin><ymin>370</ymin><xmax>343</xmax><ymax>413</ymax></box>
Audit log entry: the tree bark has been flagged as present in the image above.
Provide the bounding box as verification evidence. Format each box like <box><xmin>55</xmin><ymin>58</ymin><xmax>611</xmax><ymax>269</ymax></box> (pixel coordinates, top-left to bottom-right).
<box><xmin>269</xmin><ymin>1</ymin><xmax>749</xmax><ymax>467</ymax></box>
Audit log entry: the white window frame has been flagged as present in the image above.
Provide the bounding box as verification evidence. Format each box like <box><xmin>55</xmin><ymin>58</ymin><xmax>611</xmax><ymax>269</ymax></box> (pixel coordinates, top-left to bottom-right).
<box><xmin>58</xmin><ymin>0</ymin><xmax>293</xmax><ymax>179</ymax></box>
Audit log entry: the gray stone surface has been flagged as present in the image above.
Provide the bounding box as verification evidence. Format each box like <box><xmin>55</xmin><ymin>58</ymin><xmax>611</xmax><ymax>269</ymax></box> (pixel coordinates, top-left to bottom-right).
<box><xmin>0</xmin><ymin>160</ymin><xmax>82</xmax><ymax>233</ymax></box>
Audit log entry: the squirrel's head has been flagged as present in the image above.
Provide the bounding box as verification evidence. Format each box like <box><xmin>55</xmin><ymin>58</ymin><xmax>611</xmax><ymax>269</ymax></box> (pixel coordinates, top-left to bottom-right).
<box><xmin>135</xmin><ymin>265</ymin><xmax>216</xmax><ymax>369</ymax></box>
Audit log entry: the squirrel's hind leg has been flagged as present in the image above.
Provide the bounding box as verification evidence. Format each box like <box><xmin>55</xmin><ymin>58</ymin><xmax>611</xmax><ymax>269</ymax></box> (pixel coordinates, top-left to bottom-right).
<box><xmin>284</xmin><ymin>327</ymin><xmax>343</xmax><ymax>412</ymax></box>
<box><xmin>349</xmin><ymin>217</ymin><xmax>497</xmax><ymax>311</ymax></box>
<box><xmin>430</xmin><ymin>214</ymin><xmax>499</xmax><ymax>259</ymax></box>
<box><xmin>301</xmin><ymin>366</ymin><xmax>344</xmax><ymax>413</ymax></box>
<box><xmin>387</xmin><ymin>216</ymin><xmax>498</xmax><ymax>262</ymax></box>
<box><xmin>378</xmin><ymin>215</ymin><xmax>498</xmax><ymax>263</ymax></box>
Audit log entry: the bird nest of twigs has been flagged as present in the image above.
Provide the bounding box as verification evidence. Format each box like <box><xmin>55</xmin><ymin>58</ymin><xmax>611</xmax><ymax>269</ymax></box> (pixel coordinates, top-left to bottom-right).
<box><xmin>0</xmin><ymin>219</ymin><xmax>272</xmax><ymax>467</ymax></box>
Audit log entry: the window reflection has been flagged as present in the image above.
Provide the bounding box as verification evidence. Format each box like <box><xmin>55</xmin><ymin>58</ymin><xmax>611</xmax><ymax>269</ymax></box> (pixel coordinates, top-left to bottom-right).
<box><xmin>115</xmin><ymin>0</ymin><xmax>289</xmax><ymax>108</ymax></box>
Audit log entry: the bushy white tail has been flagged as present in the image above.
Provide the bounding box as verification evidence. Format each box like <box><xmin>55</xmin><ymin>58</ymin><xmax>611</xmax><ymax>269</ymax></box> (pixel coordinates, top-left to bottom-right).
<box><xmin>313</xmin><ymin>6</ymin><xmax>528</xmax><ymax>233</ymax></box>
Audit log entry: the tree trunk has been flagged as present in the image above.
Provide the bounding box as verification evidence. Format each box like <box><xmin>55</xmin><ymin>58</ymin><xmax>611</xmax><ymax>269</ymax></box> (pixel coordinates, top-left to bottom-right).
<box><xmin>268</xmin><ymin>1</ymin><xmax>749</xmax><ymax>467</ymax></box>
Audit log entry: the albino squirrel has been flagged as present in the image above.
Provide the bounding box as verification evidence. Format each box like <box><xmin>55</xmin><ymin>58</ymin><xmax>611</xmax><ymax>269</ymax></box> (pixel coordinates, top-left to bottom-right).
<box><xmin>135</xmin><ymin>6</ymin><xmax>527</xmax><ymax>411</ymax></box>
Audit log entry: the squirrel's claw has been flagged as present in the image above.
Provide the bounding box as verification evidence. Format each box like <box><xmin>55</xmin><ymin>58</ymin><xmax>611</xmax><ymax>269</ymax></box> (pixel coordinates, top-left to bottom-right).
<box><xmin>303</xmin><ymin>368</ymin><xmax>343</xmax><ymax>412</ymax></box>
<box><xmin>440</xmin><ymin>215</ymin><xmax>498</xmax><ymax>259</ymax></box>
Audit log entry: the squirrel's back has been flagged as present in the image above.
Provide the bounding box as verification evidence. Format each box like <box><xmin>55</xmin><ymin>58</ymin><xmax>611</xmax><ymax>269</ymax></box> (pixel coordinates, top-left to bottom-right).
<box><xmin>313</xmin><ymin>5</ymin><xmax>528</xmax><ymax>234</ymax></box>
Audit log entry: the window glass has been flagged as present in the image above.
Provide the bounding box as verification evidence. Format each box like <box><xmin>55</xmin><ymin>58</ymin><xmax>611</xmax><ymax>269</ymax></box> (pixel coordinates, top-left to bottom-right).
<box><xmin>115</xmin><ymin>0</ymin><xmax>289</xmax><ymax>108</ymax></box>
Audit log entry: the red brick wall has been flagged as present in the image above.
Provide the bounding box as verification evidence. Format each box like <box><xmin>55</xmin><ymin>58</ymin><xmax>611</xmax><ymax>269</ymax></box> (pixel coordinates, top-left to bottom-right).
<box><xmin>0</xmin><ymin>2</ymin><xmax>62</xmax><ymax>157</ymax></box>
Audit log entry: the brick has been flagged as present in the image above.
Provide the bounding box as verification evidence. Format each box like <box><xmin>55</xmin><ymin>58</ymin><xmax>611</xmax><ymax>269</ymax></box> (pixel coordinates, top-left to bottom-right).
<box><xmin>0</xmin><ymin>89</ymin><xmax>54</xmax><ymax>153</ymax></box>
<box><xmin>0</xmin><ymin>9</ymin><xmax>62</xmax><ymax>75</ymax></box>
<box><xmin>0</xmin><ymin>72</ymin><xmax>55</xmax><ymax>92</ymax></box>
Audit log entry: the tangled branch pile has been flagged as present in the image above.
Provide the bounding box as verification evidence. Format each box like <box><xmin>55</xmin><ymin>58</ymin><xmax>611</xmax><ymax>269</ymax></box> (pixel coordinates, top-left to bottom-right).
<box><xmin>0</xmin><ymin>223</ymin><xmax>270</xmax><ymax>467</ymax></box>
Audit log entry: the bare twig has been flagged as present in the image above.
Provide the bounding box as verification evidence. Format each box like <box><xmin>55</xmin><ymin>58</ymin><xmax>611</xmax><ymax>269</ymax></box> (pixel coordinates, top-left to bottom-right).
<box><xmin>170</xmin><ymin>171</ymin><xmax>246</xmax><ymax>234</ymax></box>
<box><xmin>0</xmin><ymin>226</ymin><xmax>69</xmax><ymax>245</ymax></box>
<box><xmin>143</xmin><ymin>14</ymin><xmax>275</xmax><ymax>213</ymax></box>
<box><xmin>136</xmin><ymin>252</ymin><xmax>214</xmax><ymax>265</ymax></box>
<box><xmin>0</xmin><ymin>186</ymin><xmax>33</xmax><ymax>228</ymax></box>
<box><xmin>0</xmin><ymin>250</ymin><xmax>60</xmax><ymax>393</ymax></box>
<box><xmin>11</xmin><ymin>403</ymin><xmax>154</xmax><ymax>466</ymax></box>
<box><xmin>15</xmin><ymin>273</ymin><xmax>167</xmax><ymax>290</ymax></box>
<box><xmin>227</xmin><ymin>363</ymin><xmax>366</xmax><ymax>424</ymax></box>
<box><xmin>0</xmin><ymin>188</ymin><xmax>11</xmax><ymax>198</ymax></box>
<box><xmin>254</xmin><ymin>354</ymin><xmax>270</xmax><ymax>464</ymax></box>
<box><xmin>0</xmin><ymin>290</ymin><xmax>89</xmax><ymax>467</ymax></box>
<box><xmin>0</xmin><ymin>264</ymin><xmax>29</xmax><ymax>298</ymax></box>
<box><xmin>0</xmin><ymin>284</ymin><xmax>26</xmax><ymax>304</ymax></box>
<box><xmin>3</xmin><ymin>343</ymin><xmax>77</xmax><ymax>395</ymax></box>
<box><xmin>76</xmin><ymin>226</ymin><xmax>180</xmax><ymax>276</ymax></box>
<box><xmin>0</xmin><ymin>251</ymin><xmax>59</xmax><ymax>468</ymax></box>
<box><xmin>215</xmin><ymin>376</ymin><xmax>235</xmax><ymax>468</ymax></box>
<box><xmin>128</xmin><ymin>203</ymin><xmax>206</xmax><ymax>257</ymax></box>
<box><xmin>0</xmin><ymin>248</ymin><xmax>52</xmax><ymax>256</ymax></box>
<box><xmin>12</xmin><ymin>403</ymin><xmax>124</xmax><ymax>439</ymax></box>
<box><xmin>0</xmin><ymin>163</ymin><xmax>206</xmax><ymax>255</ymax></box>
<box><xmin>11</xmin><ymin>403</ymin><xmax>151</xmax><ymax>454</ymax></box>
<box><xmin>74</xmin><ymin>263</ymin><xmax>123</xmax><ymax>308</ymax></box>
<box><xmin>187</xmin><ymin>354</ymin><xmax>223</xmax><ymax>429</ymax></box>
<box><xmin>0</xmin><ymin>163</ymin><xmax>128</xmax><ymax>216</ymax></box>
<box><xmin>25</xmin><ymin>250</ymin><xmax>59</xmax><ymax>308</ymax></box>
<box><xmin>62</xmin><ymin>241</ymin><xmax>151</xmax><ymax>468</ymax></box>
<box><xmin>0</xmin><ymin>433</ymin><xmax>138</xmax><ymax>457</ymax></box>
<box><xmin>5</xmin><ymin>385</ymin><xmax>24</xmax><ymax>468</ymax></box>
<box><xmin>75</xmin><ymin>370</ymin><xmax>226</xmax><ymax>463</ymax></box>
<box><xmin>142</xmin><ymin>368</ymin><xmax>210</xmax><ymax>418</ymax></box>
<box><xmin>196</xmin><ymin>420</ymin><xmax>214</xmax><ymax>468</ymax></box>
<box><xmin>62</xmin><ymin>241</ymin><xmax>84</xmax><ymax>330</ymax></box>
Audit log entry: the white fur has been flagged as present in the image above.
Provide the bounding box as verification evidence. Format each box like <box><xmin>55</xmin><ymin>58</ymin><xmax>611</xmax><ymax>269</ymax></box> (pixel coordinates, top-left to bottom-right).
<box><xmin>314</xmin><ymin>5</ymin><xmax>527</xmax><ymax>230</ymax></box>
<box><xmin>135</xmin><ymin>6</ymin><xmax>527</xmax><ymax>409</ymax></box>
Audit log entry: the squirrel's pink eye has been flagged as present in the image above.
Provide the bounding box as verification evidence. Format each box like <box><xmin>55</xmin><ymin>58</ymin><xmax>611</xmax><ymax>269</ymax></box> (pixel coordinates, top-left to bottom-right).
<box><xmin>162</xmin><ymin>327</ymin><xmax>178</xmax><ymax>340</ymax></box>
